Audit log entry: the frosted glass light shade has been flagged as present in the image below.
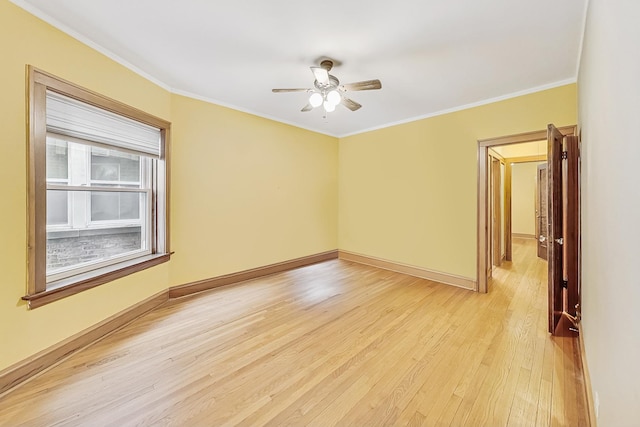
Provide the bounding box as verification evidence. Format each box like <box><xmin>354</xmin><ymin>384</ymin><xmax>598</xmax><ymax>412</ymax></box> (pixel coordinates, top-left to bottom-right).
<box><xmin>323</xmin><ymin>101</ymin><xmax>336</xmax><ymax>112</ymax></box>
<box><xmin>309</xmin><ymin>92</ymin><xmax>323</xmax><ymax>107</ymax></box>
<box><xmin>326</xmin><ymin>90</ymin><xmax>341</xmax><ymax>106</ymax></box>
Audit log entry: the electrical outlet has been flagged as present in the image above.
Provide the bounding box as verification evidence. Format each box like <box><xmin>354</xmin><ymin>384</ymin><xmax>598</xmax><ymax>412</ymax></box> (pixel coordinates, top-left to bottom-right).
<box><xmin>595</xmin><ymin>391</ymin><xmax>600</xmax><ymax>418</ymax></box>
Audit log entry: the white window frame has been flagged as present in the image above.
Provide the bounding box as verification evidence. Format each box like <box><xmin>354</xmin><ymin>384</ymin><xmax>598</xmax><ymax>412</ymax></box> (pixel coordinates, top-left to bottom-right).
<box><xmin>45</xmin><ymin>137</ymin><xmax>72</xmax><ymax>230</ymax></box>
<box><xmin>46</xmin><ymin>138</ymin><xmax>149</xmax><ymax>229</ymax></box>
<box><xmin>25</xmin><ymin>66</ymin><xmax>171</xmax><ymax>309</ymax></box>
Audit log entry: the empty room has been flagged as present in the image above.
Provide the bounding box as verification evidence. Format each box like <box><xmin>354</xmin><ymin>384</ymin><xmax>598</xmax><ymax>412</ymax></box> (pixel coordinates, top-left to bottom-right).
<box><xmin>0</xmin><ymin>0</ymin><xmax>638</xmax><ymax>426</ymax></box>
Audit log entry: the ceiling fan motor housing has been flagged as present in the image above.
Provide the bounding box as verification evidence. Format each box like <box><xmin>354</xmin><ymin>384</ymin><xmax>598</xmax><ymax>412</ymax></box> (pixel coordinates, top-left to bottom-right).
<box><xmin>315</xmin><ymin>75</ymin><xmax>340</xmax><ymax>90</ymax></box>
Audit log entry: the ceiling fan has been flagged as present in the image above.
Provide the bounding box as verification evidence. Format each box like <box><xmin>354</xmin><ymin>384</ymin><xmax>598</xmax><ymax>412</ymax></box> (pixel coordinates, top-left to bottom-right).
<box><xmin>272</xmin><ymin>59</ymin><xmax>382</xmax><ymax>113</ymax></box>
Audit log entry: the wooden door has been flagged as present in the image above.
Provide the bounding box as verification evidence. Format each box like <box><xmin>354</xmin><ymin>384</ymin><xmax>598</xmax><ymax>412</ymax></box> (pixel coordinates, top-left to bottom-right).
<box><xmin>547</xmin><ymin>124</ymin><xmax>580</xmax><ymax>335</ymax></box>
<box><xmin>536</xmin><ymin>163</ymin><xmax>548</xmax><ymax>260</ymax></box>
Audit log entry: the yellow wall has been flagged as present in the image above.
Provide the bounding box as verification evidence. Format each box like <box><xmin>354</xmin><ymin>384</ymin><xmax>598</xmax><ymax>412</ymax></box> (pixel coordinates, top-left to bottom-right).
<box><xmin>0</xmin><ymin>0</ymin><xmax>172</xmax><ymax>370</ymax></box>
<box><xmin>511</xmin><ymin>162</ymin><xmax>543</xmax><ymax>236</ymax></box>
<box><xmin>169</xmin><ymin>95</ymin><xmax>337</xmax><ymax>285</ymax></box>
<box><xmin>0</xmin><ymin>1</ymin><xmax>338</xmax><ymax>371</ymax></box>
<box><xmin>339</xmin><ymin>85</ymin><xmax>577</xmax><ymax>280</ymax></box>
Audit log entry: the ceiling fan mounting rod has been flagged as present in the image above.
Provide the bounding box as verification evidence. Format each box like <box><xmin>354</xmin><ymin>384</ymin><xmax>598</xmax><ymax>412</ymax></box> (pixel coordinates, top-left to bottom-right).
<box><xmin>319</xmin><ymin>59</ymin><xmax>334</xmax><ymax>71</ymax></box>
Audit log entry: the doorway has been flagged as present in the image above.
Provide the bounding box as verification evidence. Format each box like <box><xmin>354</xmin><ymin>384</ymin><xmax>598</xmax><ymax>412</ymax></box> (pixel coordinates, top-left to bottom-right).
<box><xmin>487</xmin><ymin>145</ymin><xmax>547</xmax><ymax>274</ymax></box>
<box><xmin>477</xmin><ymin>126</ymin><xmax>576</xmax><ymax>293</ymax></box>
<box><xmin>477</xmin><ymin>125</ymin><xmax>580</xmax><ymax>336</ymax></box>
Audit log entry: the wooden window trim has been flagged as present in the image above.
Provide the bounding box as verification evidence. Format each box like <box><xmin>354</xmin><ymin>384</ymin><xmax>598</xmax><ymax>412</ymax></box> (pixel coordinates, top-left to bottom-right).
<box><xmin>25</xmin><ymin>66</ymin><xmax>171</xmax><ymax>307</ymax></box>
<box><xmin>22</xmin><ymin>254</ymin><xmax>172</xmax><ymax>309</ymax></box>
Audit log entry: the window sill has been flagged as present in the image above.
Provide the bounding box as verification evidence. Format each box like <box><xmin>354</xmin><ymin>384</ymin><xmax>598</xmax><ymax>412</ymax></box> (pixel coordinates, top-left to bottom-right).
<box><xmin>22</xmin><ymin>253</ymin><xmax>172</xmax><ymax>309</ymax></box>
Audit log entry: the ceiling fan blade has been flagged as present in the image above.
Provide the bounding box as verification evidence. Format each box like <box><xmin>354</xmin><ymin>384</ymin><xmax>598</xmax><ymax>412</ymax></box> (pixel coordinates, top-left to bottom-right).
<box><xmin>272</xmin><ymin>88</ymin><xmax>311</xmax><ymax>93</ymax></box>
<box><xmin>301</xmin><ymin>103</ymin><xmax>314</xmax><ymax>112</ymax></box>
<box><xmin>341</xmin><ymin>97</ymin><xmax>362</xmax><ymax>111</ymax></box>
<box><xmin>341</xmin><ymin>79</ymin><xmax>382</xmax><ymax>91</ymax></box>
<box><xmin>310</xmin><ymin>66</ymin><xmax>330</xmax><ymax>85</ymax></box>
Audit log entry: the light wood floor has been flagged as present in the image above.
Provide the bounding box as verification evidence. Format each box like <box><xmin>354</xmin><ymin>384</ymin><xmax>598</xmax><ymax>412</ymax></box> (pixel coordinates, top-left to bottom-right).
<box><xmin>0</xmin><ymin>239</ymin><xmax>588</xmax><ymax>426</ymax></box>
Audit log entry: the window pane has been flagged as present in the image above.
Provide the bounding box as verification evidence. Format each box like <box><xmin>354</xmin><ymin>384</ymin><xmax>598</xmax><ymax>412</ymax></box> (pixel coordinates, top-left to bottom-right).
<box><xmin>47</xmin><ymin>226</ymin><xmax>144</xmax><ymax>273</ymax></box>
<box><xmin>46</xmin><ymin>190</ymin><xmax>68</xmax><ymax>225</ymax></box>
<box><xmin>91</xmin><ymin>191</ymin><xmax>141</xmax><ymax>221</ymax></box>
<box><xmin>46</xmin><ymin>190</ymin><xmax>148</xmax><ymax>276</ymax></box>
<box><xmin>120</xmin><ymin>192</ymin><xmax>140</xmax><ymax>219</ymax></box>
<box><xmin>91</xmin><ymin>148</ymin><xmax>140</xmax><ymax>184</ymax></box>
<box><xmin>91</xmin><ymin>191</ymin><xmax>118</xmax><ymax>221</ymax></box>
<box><xmin>46</xmin><ymin>138</ymin><xmax>68</xmax><ymax>180</ymax></box>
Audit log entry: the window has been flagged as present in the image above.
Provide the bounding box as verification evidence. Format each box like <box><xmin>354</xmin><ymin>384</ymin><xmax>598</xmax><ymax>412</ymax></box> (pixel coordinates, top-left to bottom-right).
<box><xmin>25</xmin><ymin>67</ymin><xmax>171</xmax><ymax>308</ymax></box>
<box><xmin>46</xmin><ymin>139</ymin><xmax>150</xmax><ymax>282</ymax></box>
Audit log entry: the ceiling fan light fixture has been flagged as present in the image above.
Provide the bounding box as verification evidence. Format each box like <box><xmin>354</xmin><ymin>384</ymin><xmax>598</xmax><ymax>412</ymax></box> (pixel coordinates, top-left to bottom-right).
<box><xmin>272</xmin><ymin>59</ymin><xmax>381</xmax><ymax>114</ymax></box>
<box><xmin>309</xmin><ymin>92</ymin><xmax>323</xmax><ymax>108</ymax></box>
<box><xmin>326</xmin><ymin>90</ymin><xmax>341</xmax><ymax>106</ymax></box>
<box><xmin>323</xmin><ymin>101</ymin><xmax>336</xmax><ymax>113</ymax></box>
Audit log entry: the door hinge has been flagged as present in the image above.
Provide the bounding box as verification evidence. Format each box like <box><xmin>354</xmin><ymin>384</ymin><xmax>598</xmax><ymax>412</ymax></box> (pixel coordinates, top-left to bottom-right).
<box><xmin>562</xmin><ymin>280</ymin><xmax>568</xmax><ymax>289</ymax></box>
<box><xmin>562</xmin><ymin>151</ymin><xmax>568</xmax><ymax>159</ymax></box>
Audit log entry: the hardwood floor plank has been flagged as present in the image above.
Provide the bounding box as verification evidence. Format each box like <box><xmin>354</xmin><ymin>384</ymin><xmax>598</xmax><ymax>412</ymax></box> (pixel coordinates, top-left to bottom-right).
<box><xmin>0</xmin><ymin>239</ymin><xmax>588</xmax><ymax>426</ymax></box>
<box><xmin>334</xmin><ymin>293</ymin><xmax>466</xmax><ymax>426</ymax></box>
<box><xmin>393</xmin><ymin>291</ymin><xmax>499</xmax><ymax>425</ymax></box>
<box><xmin>407</xmin><ymin>410</ymin><xmax>426</xmax><ymax>427</ymax></box>
<box><xmin>551</xmin><ymin>336</ymin><xmax>567</xmax><ymax>427</ymax></box>
<box><xmin>433</xmin><ymin>393</ymin><xmax>463</xmax><ymax>427</ymax></box>
<box><xmin>263</xmin><ymin>280</ymin><xmax>454</xmax><ymax>426</ymax></box>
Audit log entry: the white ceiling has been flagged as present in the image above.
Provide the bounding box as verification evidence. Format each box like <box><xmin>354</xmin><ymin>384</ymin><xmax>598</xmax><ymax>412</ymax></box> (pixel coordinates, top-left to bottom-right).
<box><xmin>13</xmin><ymin>0</ymin><xmax>588</xmax><ymax>137</ymax></box>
